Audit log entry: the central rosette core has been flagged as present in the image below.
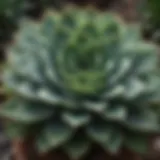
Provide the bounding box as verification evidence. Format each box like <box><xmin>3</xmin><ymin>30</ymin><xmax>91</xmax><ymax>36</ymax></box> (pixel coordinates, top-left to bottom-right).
<box><xmin>54</xmin><ymin>12</ymin><xmax>119</xmax><ymax>95</ymax></box>
<box><xmin>56</xmin><ymin>42</ymin><xmax>107</xmax><ymax>95</ymax></box>
<box><xmin>56</xmin><ymin>29</ymin><xmax>108</xmax><ymax>94</ymax></box>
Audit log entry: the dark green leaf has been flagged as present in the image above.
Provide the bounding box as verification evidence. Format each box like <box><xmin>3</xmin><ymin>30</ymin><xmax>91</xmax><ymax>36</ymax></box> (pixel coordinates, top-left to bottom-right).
<box><xmin>87</xmin><ymin>120</ymin><xmax>122</xmax><ymax>153</ymax></box>
<box><xmin>107</xmin><ymin>130</ymin><xmax>123</xmax><ymax>154</ymax></box>
<box><xmin>36</xmin><ymin>120</ymin><xmax>73</xmax><ymax>153</ymax></box>
<box><xmin>125</xmin><ymin>134</ymin><xmax>149</xmax><ymax>154</ymax></box>
<box><xmin>64</xmin><ymin>135</ymin><xmax>90</xmax><ymax>160</ymax></box>
<box><xmin>126</xmin><ymin>111</ymin><xmax>160</xmax><ymax>133</ymax></box>
<box><xmin>0</xmin><ymin>99</ymin><xmax>53</xmax><ymax>123</ymax></box>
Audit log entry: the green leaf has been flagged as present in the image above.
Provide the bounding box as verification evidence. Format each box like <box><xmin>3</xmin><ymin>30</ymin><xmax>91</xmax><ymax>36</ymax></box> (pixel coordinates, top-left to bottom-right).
<box><xmin>104</xmin><ymin>85</ymin><xmax>125</xmax><ymax>99</ymax></box>
<box><xmin>126</xmin><ymin>111</ymin><xmax>160</xmax><ymax>133</ymax></box>
<box><xmin>125</xmin><ymin>134</ymin><xmax>149</xmax><ymax>154</ymax></box>
<box><xmin>104</xmin><ymin>105</ymin><xmax>127</xmax><ymax>121</ymax></box>
<box><xmin>62</xmin><ymin>111</ymin><xmax>91</xmax><ymax>128</ymax></box>
<box><xmin>124</xmin><ymin>78</ymin><xmax>146</xmax><ymax>100</ymax></box>
<box><xmin>83</xmin><ymin>101</ymin><xmax>107</xmax><ymax>113</ymax></box>
<box><xmin>36</xmin><ymin>87</ymin><xmax>64</xmax><ymax>104</ymax></box>
<box><xmin>86</xmin><ymin>120</ymin><xmax>122</xmax><ymax>153</ymax></box>
<box><xmin>107</xmin><ymin>130</ymin><xmax>123</xmax><ymax>154</ymax></box>
<box><xmin>107</xmin><ymin>57</ymin><xmax>132</xmax><ymax>85</ymax></box>
<box><xmin>87</xmin><ymin>121</ymin><xmax>111</xmax><ymax>143</ymax></box>
<box><xmin>36</xmin><ymin>120</ymin><xmax>73</xmax><ymax>153</ymax></box>
<box><xmin>64</xmin><ymin>135</ymin><xmax>90</xmax><ymax>160</ymax></box>
<box><xmin>0</xmin><ymin>99</ymin><xmax>54</xmax><ymax>123</ymax></box>
<box><xmin>42</xmin><ymin>12</ymin><xmax>56</xmax><ymax>38</ymax></box>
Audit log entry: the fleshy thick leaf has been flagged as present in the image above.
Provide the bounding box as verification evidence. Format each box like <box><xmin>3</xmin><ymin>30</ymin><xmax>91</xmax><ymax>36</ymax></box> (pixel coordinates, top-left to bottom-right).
<box><xmin>124</xmin><ymin>78</ymin><xmax>146</xmax><ymax>100</ymax></box>
<box><xmin>87</xmin><ymin>121</ymin><xmax>111</xmax><ymax>144</ymax></box>
<box><xmin>0</xmin><ymin>99</ymin><xmax>53</xmax><ymax>123</ymax></box>
<box><xmin>36</xmin><ymin>120</ymin><xmax>73</xmax><ymax>153</ymax></box>
<box><xmin>104</xmin><ymin>105</ymin><xmax>127</xmax><ymax>122</ymax></box>
<box><xmin>83</xmin><ymin>101</ymin><xmax>108</xmax><ymax>113</ymax></box>
<box><xmin>87</xmin><ymin>120</ymin><xmax>122</xmax><ymax>153</ymax></box>
<box><xmin>107</xmin><ymin>130</ymin><xmax>123</xmax><ymax>154</ymax></box>
<box><xmin>64</xmin><ymin>135</ymin><xmax>90</xmax><ymax>160</ymax></box>
<box><xmin>126</xmin><ymin>111</ymin><xmax>160</xmax><ymax>133</ymax></box>
<box><xmin>125</xmin><ymin>134</ymin><xmax>149</xmax><ymax>154</ymax></box>
<box><xmin>103</xmin><ymin>85</ymin><xmax>125</xmax><ymax>99</ymax></box>
<box><xmin>62</xmin><ymin>111</ymin><xmax>91</xmax><ymax>128</ymax></box>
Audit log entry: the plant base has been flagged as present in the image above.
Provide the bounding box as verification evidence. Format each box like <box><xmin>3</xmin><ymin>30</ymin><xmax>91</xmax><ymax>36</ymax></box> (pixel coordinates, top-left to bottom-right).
<box><xmin>11</xmin><ymin>139</ymin><xmax>144</xmax><ymax>160</ymax></box>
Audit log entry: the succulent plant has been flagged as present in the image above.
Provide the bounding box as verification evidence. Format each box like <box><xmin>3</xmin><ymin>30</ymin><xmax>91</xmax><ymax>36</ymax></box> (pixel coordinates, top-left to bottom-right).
<box><xmin>1</xmin><ymin>8</ymin><xmax>160</xmax><ymax>159</ymax></box>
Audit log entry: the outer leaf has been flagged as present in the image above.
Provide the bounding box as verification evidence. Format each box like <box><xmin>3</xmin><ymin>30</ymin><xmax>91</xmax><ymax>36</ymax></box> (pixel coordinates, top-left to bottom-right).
<box><xmin>3</xmin><ymin>70</ymin><xmax>64</xmax><ymax>106</ymax></box>
<box><xmin>125</xmin><ymin>134</ymin><xmax>149</xmax><ymax>154</ymax></box>
<box><xmin>64</xmin><ymin>134</ymin><xmax>90</xmax><ymax>160</ymax></box>
<box><xmin>124</xmin><ymin>78</ymin><xmax>146</xmax><ymax>100</ymax></box>
<box><xmin>107</xmin><ymin>130</ymin><xmax>123</xmax><ymax>154</ymax></box>
<box><xmin>87</xmin><ymin>120</ymin><xmax>111</xmax><ymax>143</ymax></box>
<box><xmin>36</xmin><ymin>120</ymin><xmax>73</xmax><ymax>153</ymax></box>
<box><xmin>0</xmin><ymin>99</ymin><xmax>54</xmax><ymax>123</ymax></box>
<box><xmin>86</xmin><ymin>120</ymin><xmax>122</xmax><ymax>153</ymax></box>
<box><xmin>126</xmin><ymin>111</ymin><xmax>160</xmax><ymax>133</ymax></box>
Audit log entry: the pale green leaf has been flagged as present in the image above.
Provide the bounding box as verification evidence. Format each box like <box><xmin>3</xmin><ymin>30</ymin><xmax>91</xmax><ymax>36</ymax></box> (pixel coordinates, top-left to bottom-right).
<box><xmin>83</xmin><ymin>101</ymin><xmax>108</xmax><ymax>113</ymax></box>
<box><xmin>104</xmin><ymin>105</ymin><xmax>127</xmax><ymax>121</ymax></box>
<box><xmin>62</xmin><ymin>111</ymin><xmax>91</xmax><ymax>128</ymax></box>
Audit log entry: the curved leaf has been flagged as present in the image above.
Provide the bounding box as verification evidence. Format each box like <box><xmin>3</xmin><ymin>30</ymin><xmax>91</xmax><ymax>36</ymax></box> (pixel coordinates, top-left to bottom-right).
<box><xmin>125</xmin><ymin>134</ymin><xmax>149</xmax><ymax>154</ymax></box>
<box><xmin>86</xmin><ymin>120</ymin><xmax>122</xmax><ymax>153</ymax></box>
<box><xmin>104</xmin><ymin>105</ymin><xmax>127</xmax><ymax>122</ymax></box>
<box><xmin>0</xmin><ymin>99</ymin><xmax>54</xmax><ymax>123</ymax></box>
<box><xmin>107</xmin><ymin>130</ymin><xmax>123</xmax><ymax>154</ymax></box>
<box><xmin>126</xmin><ymin>111</ymin><xmax>160</xmax><ymax>133</ymax></box>
<box><xmin>83</xmin><ymin>101</ymin><xmax>108</xmax><ymax>113</ymax></box>
<box><xmin>62</xmin><ymin>111</ymin><xmax>91</xmax><ymax>128</ymax></box>
<box><xmin>36</xmin><ymin>120</ymin><xmax>73</xmax><ymax>153</ymax></box>
<box><xmin>64</xmin><ymin>134</ymin><xmax>91</xmax><ymax>160</ymax></box>
<box><xmin>124</xmin><ymin>78</ymin><xmax>146</xmax><ymax>100</ymax></box>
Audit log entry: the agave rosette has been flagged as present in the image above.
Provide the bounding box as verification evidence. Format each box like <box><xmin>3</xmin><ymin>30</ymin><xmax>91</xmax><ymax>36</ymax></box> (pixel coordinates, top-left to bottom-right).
<box><xmin>1</xmin><ymin>8</ymin><xmax>160</xmax><ymax>159</ymax></box>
